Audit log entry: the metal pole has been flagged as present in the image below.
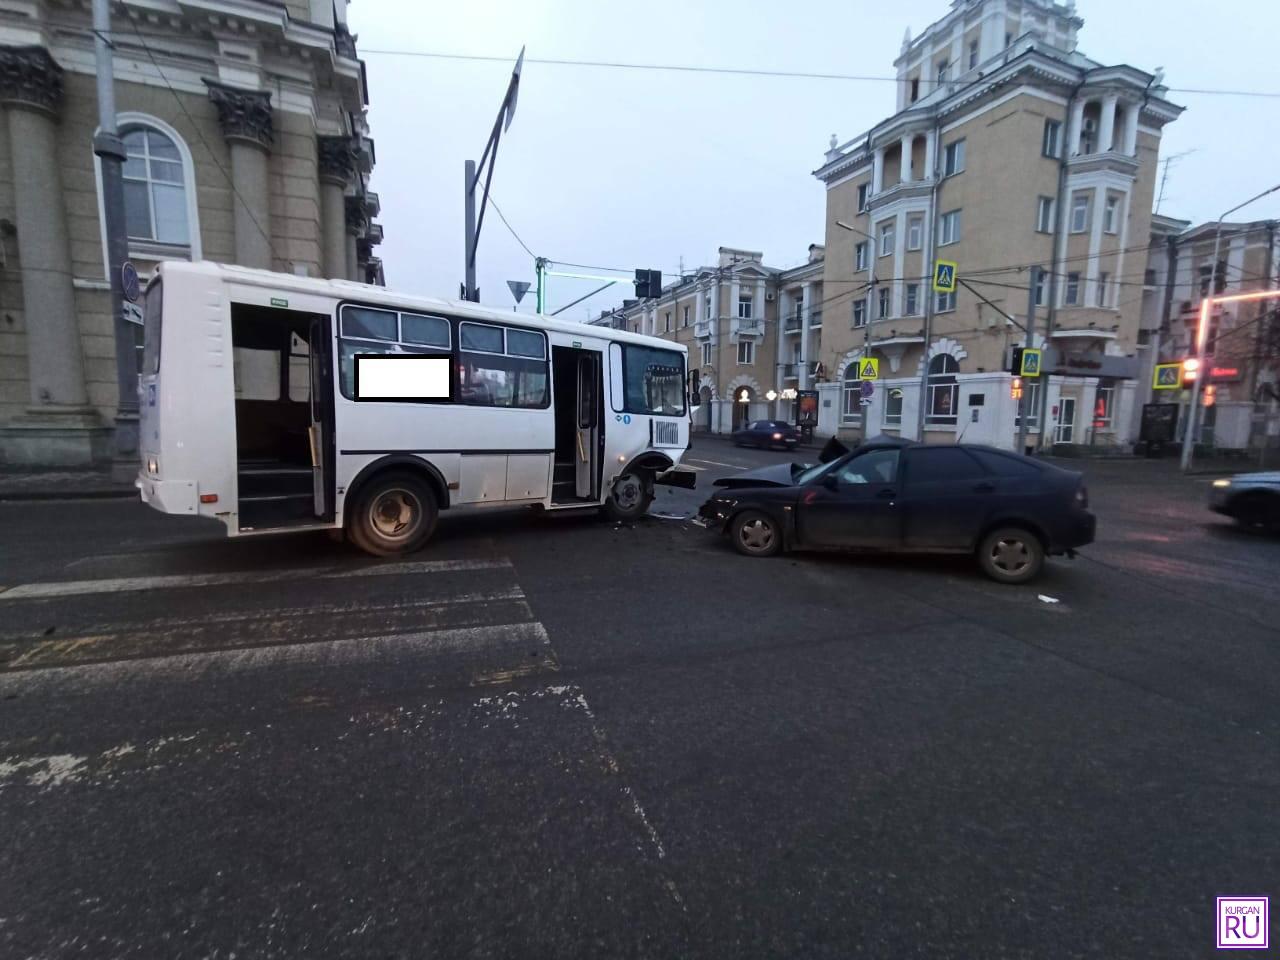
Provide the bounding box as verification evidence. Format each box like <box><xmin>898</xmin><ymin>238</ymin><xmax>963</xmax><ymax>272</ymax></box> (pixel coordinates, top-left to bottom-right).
<box><xmin>1017</xmin><ymin>266</ymin><xmax>1040</xmax><ymax>455</ymax></box>
<box><xmin>92</xmin><ymin>0</ymin><xmax>137</xmax><ymax>480</ymax></box>
<box><xmin>463</xmin><ymin>160</ymin><xmax>478</xmax><ymax>302</ymax></box>
<box><xmin>535</xmin><ymin>257</ymin><xmax>546</xmax><ymax>313</ymax></box>
<box><xmin>1181</xmin><ymin>229</ymin><xmax>1222</xmax><ymax>471</ymax></box>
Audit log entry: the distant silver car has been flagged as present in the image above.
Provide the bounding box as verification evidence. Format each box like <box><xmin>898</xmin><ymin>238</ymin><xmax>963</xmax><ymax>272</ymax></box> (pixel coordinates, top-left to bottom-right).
<box><xmin>1208</xmin><ymin>471</ymin><xmax>1280</xmax><ymax>532</ymax></box>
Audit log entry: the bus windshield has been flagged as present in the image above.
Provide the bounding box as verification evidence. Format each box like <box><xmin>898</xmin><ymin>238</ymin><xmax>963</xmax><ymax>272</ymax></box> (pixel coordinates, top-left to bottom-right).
<box><xmin>622</xmin><ymin>344</ymin><xmax>685</xmax><ymax>416</ymax></box>
<box><xmin>142</xmin><ymin>279</ymin><xmax>162</xmax><ymax>375</ymax></box>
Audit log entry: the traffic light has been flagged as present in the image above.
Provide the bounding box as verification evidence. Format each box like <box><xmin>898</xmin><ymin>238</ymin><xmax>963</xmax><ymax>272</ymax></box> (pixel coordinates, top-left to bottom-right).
<box><xmin>1202</xmin><ymin>384</ymin><xmax>1217</xmax><ymax>408</ymax></box>
<box><xmin>634</xmin><ymin>268</ymin><xmax>662</xmax><ymax>299</ymax></box>
<box><xmin>1011</xmin><ymin>376</ymin><xmax>1023</xmax><ymax>400</ymax></box>
<box><xmin>1181</xmin><ymin>357</ymin><xmax>1200</xmax><ymax>387</ymax></box>
<box><xmin>1009</xmin><ymin>347</ymin><xmax>1024</xmax><ymax>375</ymax></box>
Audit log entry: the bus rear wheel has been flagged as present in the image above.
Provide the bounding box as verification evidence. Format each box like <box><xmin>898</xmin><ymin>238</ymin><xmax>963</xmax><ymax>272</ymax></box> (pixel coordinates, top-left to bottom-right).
<box><xmin>601</xmin><ymin>470</ymin><xmax>653</xmax><ymax>522</ymax></box>
<box><xmin>348</xmin><ymin>472</ymin><xmax>438</xmax><ymax>557</ymax></box>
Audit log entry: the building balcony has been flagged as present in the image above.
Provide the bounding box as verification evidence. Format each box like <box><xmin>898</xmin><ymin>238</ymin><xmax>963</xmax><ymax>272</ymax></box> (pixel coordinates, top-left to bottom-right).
<box><xmin>694</xmin><ymin>319</ymin><xmax>712</xmax><ymax>339</ymax></box>
<box><xmin>784</xmin><ymin>314</ymin><xmax>802</xmax><ymax>333</ymax></box>
<box><xmin>782</xmin><ymin>363</ymin><xmax>798</xmax><ymax>380</ymax></box>
<box><xmin>733</xmin><ymin>317</ymin><xmax>764</xmax><ymax>339</ymax></box>
<box><xmin>867</xmin><ymin>177</ymin><xmax>936</xmax><ymax>210</ymax></box>
<box><xmin>810</xmin><ymin>310</ymin><xmax>822</xmax><ymax>328</ymax></box>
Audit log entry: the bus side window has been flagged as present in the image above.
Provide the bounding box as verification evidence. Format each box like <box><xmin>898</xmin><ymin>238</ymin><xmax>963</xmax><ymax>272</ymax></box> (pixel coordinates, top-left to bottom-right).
<box><xmin>233</xmin><ymin>346</ymin><xmax>281</xmax><ymax>400</ymax></box>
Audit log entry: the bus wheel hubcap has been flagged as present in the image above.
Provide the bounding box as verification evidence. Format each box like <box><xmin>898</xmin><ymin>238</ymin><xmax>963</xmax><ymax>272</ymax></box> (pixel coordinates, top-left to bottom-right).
<box><xmin>991</xmin><ymin>538</ymin><xmax>1029</xmax><ymax>572</ymax></box>
<box><xmin>741</xmin><ymin>520</ymin><xmax>773</xmax><ymax>551</ymax></box>
<box><xmin>614</xmin><ymin>476</ymin><xmax>641</xmax><ymax>510</ymax></box>
<box><xmin>370</xmin><ymin>489</ymin><xmax>420</xmax><ymax>540</ymax></box>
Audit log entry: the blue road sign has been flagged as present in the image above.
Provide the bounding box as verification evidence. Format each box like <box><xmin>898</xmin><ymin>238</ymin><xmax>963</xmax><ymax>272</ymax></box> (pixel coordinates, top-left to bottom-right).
<box><xmin>121</xmin><ymin>261</ymin><xmax>140</xmax><ymax>302</ymax></box>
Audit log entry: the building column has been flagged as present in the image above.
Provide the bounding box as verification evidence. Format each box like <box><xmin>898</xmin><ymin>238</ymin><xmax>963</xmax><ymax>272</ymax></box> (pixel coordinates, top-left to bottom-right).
<box><xmin>1068</xmin><ymin>97</ymin><xmax>1086</xmax><ymax>155</ymax></box>
<box><xmin>345</xmin><ymin>197</ymin><xmax>367</xmax><ymax>282</ymax></box>
<box><xmin>899</xmin><ymin>134</ymin><xmax>913</xmax><ymax>182</ymax></box>
<box><xmin>205</xmin><ymin>80</ymin><xmax>274</xmax><ymax>269</ymax></box>
<box><xmin>729</xmin><ymin>277</ymin><xmax>740</xmax><ymax>334</ymax></box>
<box><xmin>1122</xmin><ymin>102</ymin><xmax>1139</xmax><ymax>156</ymax></box>
<box><xmin>923</xmin><ymin>129</ymin><xmax>936</xmax><ymax>179</ymax></box>
<box><xmin>0</xmin><ymin>46</ymin><xmax>109</xmax><ymax>465</ymax></box>
<box><xmin>871</xmin><ymin>147</ymin><xmax>885</xmax><ymax>195</ymax></box>
<box><xmin>317</xmin><ymin>136</ymin><xmax>355</xmax><ymax>280</ymax></box>
<box><xmin>1098</xmin><ymin>92</ymin><xmax>1118</xmax><ymax>153</ymax></box>
<box><xmin>799</xmin><ymin>281</ymin><xmax>814</xmax><ymax>389</ymax></box>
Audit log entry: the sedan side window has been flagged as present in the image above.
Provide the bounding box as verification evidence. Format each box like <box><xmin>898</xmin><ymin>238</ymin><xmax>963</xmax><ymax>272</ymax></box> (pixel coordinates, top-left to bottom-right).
<box><xmin>837</xmin><ymin>449</ymin><xmax>899</xmax><ymax>486</ymax></box>
<box><xmin>904</xmin><ymin>447</ymin><xmax>986</xmax><ymax>487</ymax></box>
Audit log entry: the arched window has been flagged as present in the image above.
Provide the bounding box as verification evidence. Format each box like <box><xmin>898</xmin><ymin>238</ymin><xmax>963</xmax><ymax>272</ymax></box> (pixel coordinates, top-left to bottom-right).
<box><xmin>98</xmin><ymin>115</ymin><xmax>201</xmax><ymax>263</ymax></box>
<box><xmin>841</xmin><ymin>362</ymin><xmax>862</xmax><ymax>424</ymax></box>
<box><xmin>122</xmin><ymin>125</ymin><xmax>188</xmax><ymax>245</ymax></box>
<box><xmin>926</xmin><ymin>354</ymin><xmax>959</xmax><ymax>425</ymax></box>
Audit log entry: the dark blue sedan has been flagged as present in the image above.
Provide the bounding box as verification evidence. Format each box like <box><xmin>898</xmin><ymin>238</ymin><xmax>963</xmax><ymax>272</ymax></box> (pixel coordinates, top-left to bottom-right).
<box><xmin>731</xmin><ymin>419</ymin><xmax>800</xmax><ymax>450</ymax></box>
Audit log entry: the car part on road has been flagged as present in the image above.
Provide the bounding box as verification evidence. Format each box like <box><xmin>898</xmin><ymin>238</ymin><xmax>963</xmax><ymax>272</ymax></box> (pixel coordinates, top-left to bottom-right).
<box><xmin>978</xmin><ymin>526</ymin><xmax>1045</xmax><ymax>585</ymax></box>
<box><xmin>731</xmin><ymin>510</ymin><xmax>782</xmax><ymax>557</ymax></box>
<box><xmin>347</xmin><ymin>471</ymin><xmax>438</xmax><ymax>557</ymax></box>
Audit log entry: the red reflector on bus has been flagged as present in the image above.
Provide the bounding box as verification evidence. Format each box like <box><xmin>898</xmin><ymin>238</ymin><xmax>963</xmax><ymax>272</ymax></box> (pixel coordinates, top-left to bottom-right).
<box><xmin>200</xmin><ymin>494</ymin><xmax>218</xmax><ymax>503</ymax></box>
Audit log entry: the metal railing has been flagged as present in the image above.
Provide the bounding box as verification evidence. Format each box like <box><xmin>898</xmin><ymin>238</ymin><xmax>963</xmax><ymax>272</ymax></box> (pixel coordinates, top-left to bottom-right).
<box><xmin>784</xmin><ymin>315</ymin><xmax>802</xmax><ymax>332</ymax></box>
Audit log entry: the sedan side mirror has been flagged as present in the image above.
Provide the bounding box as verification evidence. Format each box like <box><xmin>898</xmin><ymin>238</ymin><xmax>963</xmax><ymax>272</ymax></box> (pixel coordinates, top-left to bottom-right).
<box><xmin>821</xmin><ymin>474</ymin><xmax>839</xmax><ymax>491</ymax></box>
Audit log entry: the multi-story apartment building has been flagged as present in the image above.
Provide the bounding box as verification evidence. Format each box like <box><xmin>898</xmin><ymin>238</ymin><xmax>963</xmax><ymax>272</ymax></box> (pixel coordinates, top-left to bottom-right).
<box><xmin>813</xmin><ymin>0</ymin><xmax>1182</xmax><ymax>451</ymax></box>
<box><xmin>0</xmin><ymin>0</ymin><xmax>382</xmax><ymax>466</ymax></box>
<box><xmin>594</xmin><ymin>246</ymin><xmax>825</xmax><ymax>433</ymax></box>
<box><xmin>1140</xmin><ymin>218</ymin><xmax>1279</xmax><ymax>451</ymax></box>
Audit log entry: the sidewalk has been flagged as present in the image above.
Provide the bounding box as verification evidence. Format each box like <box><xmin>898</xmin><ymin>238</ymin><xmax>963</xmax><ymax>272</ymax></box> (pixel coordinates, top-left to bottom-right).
<box><xmin>0</xmin><ymin>468</ymin><xmax>137</xmax><ymax>501</ymax></box>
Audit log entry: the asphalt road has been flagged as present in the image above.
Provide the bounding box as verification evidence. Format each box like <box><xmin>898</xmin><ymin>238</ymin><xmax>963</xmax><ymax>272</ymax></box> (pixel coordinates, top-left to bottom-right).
<box><xmin>1</xmin><ymin>441</ymin><xmax>1277</xmax><ymax>959</ymax></box>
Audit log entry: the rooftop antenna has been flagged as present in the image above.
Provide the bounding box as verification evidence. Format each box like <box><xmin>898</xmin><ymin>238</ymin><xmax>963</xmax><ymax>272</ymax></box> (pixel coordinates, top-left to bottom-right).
<box><xmin>1155</xmin><ymin>148</ymin><xmax>1196</xmax><ymax>214</ymax></box>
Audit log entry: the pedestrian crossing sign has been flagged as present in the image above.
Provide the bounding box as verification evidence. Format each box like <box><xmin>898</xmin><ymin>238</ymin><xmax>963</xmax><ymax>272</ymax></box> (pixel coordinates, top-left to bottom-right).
<box><xmin>1153</xmin><ymin>362</ymin><xmax>1181</xmax><ymax>390</ymax></box>
<box><xmin>1020</xmin><ymin>348</ymin><xmax>1042</xmax><ymax>378</ymax></box>
<box><xmin>932</xmin><ymin>260</ymin><xmax>958</xmax><ymax>293</ymax></box>
<box><xmin>858</xmin><ymin>357</ymin><xmax>880</xmax><ymax>381</ymax></box>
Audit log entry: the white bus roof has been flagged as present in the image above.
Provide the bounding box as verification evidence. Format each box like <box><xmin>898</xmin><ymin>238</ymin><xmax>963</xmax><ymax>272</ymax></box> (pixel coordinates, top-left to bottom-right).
<box><xmin>156</xmin><ymin>260</ymin><xmax>687</xmax><ymax>353</ymax></box>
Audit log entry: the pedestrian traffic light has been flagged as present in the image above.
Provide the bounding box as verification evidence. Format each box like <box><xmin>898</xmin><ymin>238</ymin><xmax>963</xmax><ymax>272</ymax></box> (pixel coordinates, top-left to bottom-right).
<box><xmin>634</xmin><ymin>268</ymin><xmax>662</xmax><ymax>299</ymax></box>
<box><xmin>1009</xmin><ymin>347</ymin><xmax>1024</xmax><ymax>375</ymax></box>
<box><xmin>1181</xmin><ymin>357</ymin><xmax>1200</xmax><ymax>386</ymax></box>
<box><xmin>1011</xmin><ymin>376</ymin><xmax>1023</xmax><ymax>400</ymax></box>
<box><xmin>1202</xmin><ymin>384</ymin><xmax>1217</xmax><ymax>407</ymax></box>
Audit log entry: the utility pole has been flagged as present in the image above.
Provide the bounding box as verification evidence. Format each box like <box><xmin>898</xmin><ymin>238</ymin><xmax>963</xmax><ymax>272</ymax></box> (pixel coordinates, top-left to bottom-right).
<box><xmin>462</xmin><ymin>48</ymin><xmax>524</xmax><ymax>303</ymax></box>
<box><xmin>1181</xmin><ymin>184</ymin><xmax>1280</xmax><ymax>471</ymax></box>
<box><xmin>92</xmin><ymin>0</ymin><xmax>137</xmax><ymax>481</ymax></box>
<box><xmin>1016</xmin><ymin>267</ymin><xmax>1040</xmax><ymax>455</ymax></box>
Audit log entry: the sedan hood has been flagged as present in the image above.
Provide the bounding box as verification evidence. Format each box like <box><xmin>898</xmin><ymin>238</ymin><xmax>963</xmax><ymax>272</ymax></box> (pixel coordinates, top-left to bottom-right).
<box><xmin>1230</xmin><ymin>471</ymin><xmax>1280</xmax><ymax>485</ymax></box>
<box><xmin>713</xmin><ymin>462</ymin><xmax>801</xmax><ymax>489</ymax></box>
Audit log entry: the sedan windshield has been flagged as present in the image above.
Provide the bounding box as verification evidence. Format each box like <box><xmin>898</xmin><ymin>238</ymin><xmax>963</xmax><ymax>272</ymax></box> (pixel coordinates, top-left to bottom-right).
<box><xmin>794</xmin><ymin>458</ymin><xmax>842</xmax><ymax>485</ymax></box>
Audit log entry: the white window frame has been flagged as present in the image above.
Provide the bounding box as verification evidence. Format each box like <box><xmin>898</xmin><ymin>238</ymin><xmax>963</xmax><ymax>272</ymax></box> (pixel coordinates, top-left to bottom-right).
<box><xmin>682</xmin><ymin>305</ymin><xmax>690</xmax><ymax>327</ymax></box>
<box><xmin>936</xmin><ymin>289</ymin><xmax>956</xmax><ymax>312</ymax></box>
<box><xmin>1103</xmin><ymin>195</ymin><xmax>1120</xmax><ymax>234</ymax></box>
<box><xmin>938</xmin><ymin>209</ymin><xmax>961</xmax><ymax>246</ymax></box>
<box><xmin>857</xmin><ymin>182</ymin><xmax>869</xmax><ymax>211</ymax></box>
<box><xmin>936</xmin><ymin>58</ymin><xmax>949</xmax><ymax>84</ymax></box>
<box><xmin>1036</xmin><ymin>196</ymin><xmax>1055</xmax><ymax>234</ymax></box>
<box><xmin>1070</xmin><ymin>193</ymin><xmax>1089</xmax><ymax>233</ymax></box>
<box><xmin>878</xmin><ymin>221</ymin><xmax>895</xmax><ymax>257</ymax></box>
<box><xmin>1015</xmin><ymin>379</ymin><xmax>1041</xmax><ymax>428</ymax></box>
<box><xmin>1065</xmin><ymin>272</ymin><xmax>1081</xmax><ymax>305</ymax></box>
<box><xmin>704</xmin><ymin>293</ymin><xmax>713</xmax><ymax>320</ymax></box>
<box><xmin>1093</xmin><ymin>383</ymin><xmax>1115</xmax><ymax>429</ymax></box>
<box><xmin>95</xmin><ymin>112</ymin><xmax>203</xmax><ymax>274</ymax></box>
<box><xmin>968</xmin><ymin>39</ymin><xmax>979</xmax><ymax>70</ymax></box>
<box><xmin>700</xmin><ymin>341</ymin><xmax>712</xmax><ymax>367</ymax></box>
<box><xmin>737</xmin><ymin>339</ymin><xmax>754</xmax><ymax>365</ymax></box>
<box><xmin>877</xmin><ymin>286</ymin><xmax>891</xmax><ymax>319</ymax></box>
<box><xmin>906</xmin><ymin>216</ymin><xmax>923</xmax><ymax>251</ymax></box>
<box><xmin>1042</xmin><ymin>119</ymin><xmax>1061</xmax><ymax>158</ymax></box>
<box><xmin>884</xmin><ymin>387</ymin><xmax>903</xmax><ymax>425</ymax></box>
<box><xmin>852</xmin><ymin>298</ymin><xmax>867</xmax><ymax>328</ymax></box>
<box><xmin>943</xmin><ymin>139</ymin><xmax>966</xmax><ymax>177</ymax></box>
<box><xmin>1034</xmin><ymin>272</ymin><xmax>1046</xmax><ymax>307</ymax></box>
<box><xmin>855</xmin><ymin>242</ymin><xmax>868</xmax><ymax>271</ymax></box>
<box><xmin>1097</xmin><ymin>272</ymin><xmax>1109</xmax><ymax>307</ymax></box>
<box><xmin>737</xmin><ymin>294</ymin><xmax>753</xmax><ymax>319</ymax></box>
<box><xmin>925</xmin><ymin>354</ymin><xmax>959</xmax><ymax>425</ymax></box>
<box><xmin>841</xmin><ymin>365</ymin><xmax>862</xmax><ymax>424</ymax></box>
<box><xmin>905</xmin><ymin>283</ymin><xmax>919</xmax><ymax>316</ymax></box>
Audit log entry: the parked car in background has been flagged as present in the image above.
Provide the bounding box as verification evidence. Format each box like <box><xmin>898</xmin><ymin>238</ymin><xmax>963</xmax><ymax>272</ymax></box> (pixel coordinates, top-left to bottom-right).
<box><xmin>732</xmin><ymin>420</ymin><xmax>800</xmax><ymax>450</ymax></box>
<box><xmin>696</xmin><ymin>437</ymin><xmax>1095</xmax><ymax>584</ymax></box>
<box><xmin>1208</xmin><ymin>471</ymin><xmax>1280</xmax><ymax>532</ymax></box>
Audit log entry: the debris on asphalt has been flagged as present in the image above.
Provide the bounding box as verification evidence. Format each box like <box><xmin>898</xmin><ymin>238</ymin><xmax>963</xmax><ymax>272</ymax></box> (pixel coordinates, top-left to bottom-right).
<box><xmin>1038</xmin><ymin>594</ymin><xmax>1060</xmax><ymax>604</ymax></box>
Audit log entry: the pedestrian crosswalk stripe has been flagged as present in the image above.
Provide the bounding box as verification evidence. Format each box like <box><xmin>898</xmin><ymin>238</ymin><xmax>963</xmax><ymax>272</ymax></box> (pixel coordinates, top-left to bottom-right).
<box><xmin>0</xmin><ymin>558</ymin><xmax>512</xmax><ymax>602</ymax></box>
<box><xmin>0</xmin><ymin>622</ymin><xmax>554</xmax><ymax>690</ymax></box>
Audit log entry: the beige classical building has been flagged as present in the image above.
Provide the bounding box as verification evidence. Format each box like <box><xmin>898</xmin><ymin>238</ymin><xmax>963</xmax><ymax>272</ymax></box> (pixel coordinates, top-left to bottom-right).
<box><xmin>594</xmin><ymin>246</ymin><xmax>826</xmax><ymax>433</ymax></box>
<box><xmin>0</xmin><ymin>0</ymin><xmax>382</xmax><ymax>466</ymax></box>
<box><xmin>1139</xmin><ymin>218</ymin><xmax>1279</xmax><ymax>451</ymax></box>
<box><xmin>813</xmin><ymin>0</ymin><xmax>1182</xmax><ymax>451</ymax></box>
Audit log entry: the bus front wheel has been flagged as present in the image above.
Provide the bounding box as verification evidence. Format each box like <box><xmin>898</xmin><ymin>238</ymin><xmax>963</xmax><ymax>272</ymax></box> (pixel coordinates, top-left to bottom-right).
<box><xmin>348</xmin><ymin>472</ymin><xmax>439</xmax><ymax>557</ymax></box>
<box><xmin>602</xmin><ymin>471</ymin><xmax>653</xmax><ymax>522</ymax></box>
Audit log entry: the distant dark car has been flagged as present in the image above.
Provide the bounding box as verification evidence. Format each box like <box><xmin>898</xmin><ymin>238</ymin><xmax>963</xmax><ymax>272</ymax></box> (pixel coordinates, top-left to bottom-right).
<box><xmin>732</xmin><ymin>420</ymin><xmax>800</xmax><ymax>450</ymax></box>
<box><xmin>696</xmin><ymin>436</ymin><xmax>1095</xmax><ymax>584</ymax></box>
<box><xmin>1207</xmin><ymin>471</ymin><xmax>1280</xmax><ymax>532</ymax></box>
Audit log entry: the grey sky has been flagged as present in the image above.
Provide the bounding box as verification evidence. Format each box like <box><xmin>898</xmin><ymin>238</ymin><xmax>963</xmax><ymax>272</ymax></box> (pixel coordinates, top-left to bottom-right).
<box><xmin>349</xmin><ymin>0</ymin><xmax>1280</xmax><ymax>320</ymax></box>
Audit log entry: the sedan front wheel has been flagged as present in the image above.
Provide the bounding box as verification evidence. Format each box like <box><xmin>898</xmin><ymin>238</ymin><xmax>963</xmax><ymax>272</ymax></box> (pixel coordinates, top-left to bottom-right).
<box><xmin>730</xmin><ymin>510</ymin><xmax>782</xmax><ymax>558</ymax></box>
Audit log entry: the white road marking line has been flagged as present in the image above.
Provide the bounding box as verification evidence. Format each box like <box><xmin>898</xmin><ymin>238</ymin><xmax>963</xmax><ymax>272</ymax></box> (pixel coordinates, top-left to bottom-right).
<box><xmin>0</xmin><ymin>587</ymin><xmax>528</xmax><ymax>643</ymax></box>
<box><xmin>0</xmin><ymin>558</ymin><xmax>512</xmax><ymax>601</ymax></box>
<box><xmin>687</xmin><ymin>457</ymin><xmax>748</xmax><ymax>469</ymax></box>
<box><xmin>0</xmin><ymin>622</ymin><xmax>552</xmax><ymax>690</ymax></box>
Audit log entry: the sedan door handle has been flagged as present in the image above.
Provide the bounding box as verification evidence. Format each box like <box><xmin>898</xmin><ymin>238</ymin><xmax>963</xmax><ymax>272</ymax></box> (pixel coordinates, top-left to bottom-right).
<box><xmin>877</xmin><ymin>488</ymin><xmax>896</xmax><ymax>499</ymax></box>
<box><xmin>972</xmin><ymin>481</ymin><xmax>996</xmax><ymax>493</ymax></box>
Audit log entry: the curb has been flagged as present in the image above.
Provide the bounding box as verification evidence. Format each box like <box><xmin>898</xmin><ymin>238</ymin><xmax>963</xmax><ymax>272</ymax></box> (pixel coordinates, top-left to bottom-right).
<box><xmin>0</xmin><ymin>489</ymin><xmax>138</xmax><ymax>502</ymax></box>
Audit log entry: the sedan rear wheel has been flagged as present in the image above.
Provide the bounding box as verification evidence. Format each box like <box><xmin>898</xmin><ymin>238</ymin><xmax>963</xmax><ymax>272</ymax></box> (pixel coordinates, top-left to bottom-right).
<box><xmin>977</xmin><ymin>526</ymin><xmax>1044</xmax><ymax>585</ymax></box>
<box><xmin>730</xmin><ymin>510</ymin><xmax>782</xmax><ymax>558</ymax></box>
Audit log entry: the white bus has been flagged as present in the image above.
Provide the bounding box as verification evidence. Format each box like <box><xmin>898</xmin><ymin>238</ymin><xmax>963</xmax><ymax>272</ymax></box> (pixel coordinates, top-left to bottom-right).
<box><xmin>136</xmin><ymin>261</ymin><xmax>693</xmax><ymax>555</ymax></box>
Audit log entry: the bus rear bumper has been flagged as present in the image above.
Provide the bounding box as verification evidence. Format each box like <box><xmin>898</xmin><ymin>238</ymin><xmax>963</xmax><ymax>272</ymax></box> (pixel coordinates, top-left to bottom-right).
<box><xmin>136</xmin><ymin>472</ymin><xmax>198</xmax><ymax>515</ymax></box>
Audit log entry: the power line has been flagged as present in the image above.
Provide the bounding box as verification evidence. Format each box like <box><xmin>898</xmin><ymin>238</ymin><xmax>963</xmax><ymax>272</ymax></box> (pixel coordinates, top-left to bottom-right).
<box><xmin>487</xmin><ymin>195</ymin><xmax>537</xmax><ymax>259</ymax></box>
<box><xmin>355</xmin><ymin>47</ymin><xmax>1280</xmax><ymax>99</ymax></box>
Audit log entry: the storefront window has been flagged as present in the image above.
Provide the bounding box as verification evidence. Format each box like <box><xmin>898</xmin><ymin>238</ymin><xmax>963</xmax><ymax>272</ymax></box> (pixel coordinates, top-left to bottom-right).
<box><xmin>925</xmin><ymin>355</ymin><xmax>959</xmax><ymax>425</ymax></box>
